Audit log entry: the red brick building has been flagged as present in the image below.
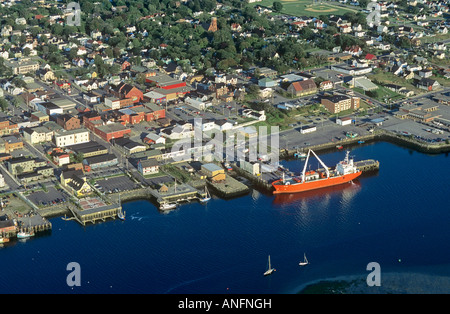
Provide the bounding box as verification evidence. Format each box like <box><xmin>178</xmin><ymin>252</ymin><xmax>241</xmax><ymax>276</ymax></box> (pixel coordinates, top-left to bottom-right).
<box><xmin>111</xmin><ymin>82</ymin><xmax>144</xmax><ymax>103</ymax></box>
<box><xmin>56</xmin><ymin>114</ymin><xmax>81</xmax><ymax>131</ymax></box>
<box><xmin>94</xmin><ymin>123</ymin><xmax>131</xmax><ymax>142</ymax></box>
<box><xmin>118</xmin><ymin>104</ymin><xmax>166</xmax><ymax>125</ymax></box>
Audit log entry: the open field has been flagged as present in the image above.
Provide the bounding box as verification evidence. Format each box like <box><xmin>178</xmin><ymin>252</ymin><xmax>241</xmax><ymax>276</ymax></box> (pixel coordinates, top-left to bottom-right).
<box><xmin>256</xmin><ymin>0</ymin><xmax>358</xmax><ymax>17</ymax></box>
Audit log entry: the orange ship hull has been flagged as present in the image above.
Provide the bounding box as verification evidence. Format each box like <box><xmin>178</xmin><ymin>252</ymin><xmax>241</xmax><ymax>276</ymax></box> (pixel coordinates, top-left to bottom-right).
<box><xmin>272</xmin><ymin>171</ymin><xmax>362</xmax><ymax>194</ymax></box>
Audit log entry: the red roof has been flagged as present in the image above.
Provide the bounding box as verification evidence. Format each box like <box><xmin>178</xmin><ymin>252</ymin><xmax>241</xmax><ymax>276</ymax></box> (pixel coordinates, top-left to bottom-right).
<box><xmin>365</xmin><ymin>53</ymin><xmax>376</xmax><ymax>60</ymax></box>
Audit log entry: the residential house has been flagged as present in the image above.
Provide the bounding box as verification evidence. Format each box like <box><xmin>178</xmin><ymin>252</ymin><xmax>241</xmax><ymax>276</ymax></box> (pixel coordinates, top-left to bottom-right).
<box><xmin>416</xmin><ymin>78</ymin><xmax>441</xmax><ymax>91</ymax></box>
<box><xmin>137</xmin><ymin>159</ymin><xmax>159</xmax><ymax>176</ymax></box>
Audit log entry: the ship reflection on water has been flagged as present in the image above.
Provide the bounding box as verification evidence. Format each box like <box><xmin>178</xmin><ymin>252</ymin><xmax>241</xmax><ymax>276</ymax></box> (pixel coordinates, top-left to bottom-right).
<box><xmin>272</xmin><ymin>179</ymin><xmax>362</xmax><ymax>206</ymax></box>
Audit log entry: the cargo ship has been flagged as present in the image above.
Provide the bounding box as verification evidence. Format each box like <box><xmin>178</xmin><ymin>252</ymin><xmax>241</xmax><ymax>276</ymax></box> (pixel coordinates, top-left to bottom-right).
<box><xmin>272</xmin><ymin>149</ymin><xmax>362</xmax><ymax>194</ymax></box>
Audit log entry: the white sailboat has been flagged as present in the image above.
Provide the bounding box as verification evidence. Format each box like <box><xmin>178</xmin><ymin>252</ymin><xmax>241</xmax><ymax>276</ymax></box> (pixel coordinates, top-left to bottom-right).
<box><xmin>117</xmin><ymin>195</ymin><xmax>125</xmax><ymax>220</ymax></box>
<box><xmin>263</xmin><ymin>255</ymin><xmax>276</xmax><ymax>276</ymax></box>
<box><xmin>199</xmin><ymin>186</ymin><xmax>211</xmax><ymax>203</ymax></box>
<box><xmin>299</xmin><ymin>253</ymin><xmax>309</xmax><ymax>266</ymax></box>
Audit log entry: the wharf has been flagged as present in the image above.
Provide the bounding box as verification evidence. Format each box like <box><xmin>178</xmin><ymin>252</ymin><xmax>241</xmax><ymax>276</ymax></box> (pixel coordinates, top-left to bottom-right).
<box><xmin>0</xmin><ymin>213</ymin><xmax>52</xmax><ymax>239</ymax></box>
<box><xmin>206</xmin><ymin>175</ymin><xmax>250</xmax><ymax>198</ymax></box>
<box><xmin>354</xmin><ymin>159</ymin><xmax>379</xmax><ymax>172</ymax></box>
<box><xmin>66</xmin><ymin>198</ymin><xmax>122</xmax><ymax>226</ymax></box>
<box><xmin>149</xmin><ymin>183</ymin><xmax>207</xmax><ymax>207</ymax></box>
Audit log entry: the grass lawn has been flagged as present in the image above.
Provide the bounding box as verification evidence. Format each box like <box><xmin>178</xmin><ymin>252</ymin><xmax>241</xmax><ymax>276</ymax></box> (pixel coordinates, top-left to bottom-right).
<box><xmin>256</xmin><ymin>0</ymin><xmax>358</xmax><ymax>17</ymax></box>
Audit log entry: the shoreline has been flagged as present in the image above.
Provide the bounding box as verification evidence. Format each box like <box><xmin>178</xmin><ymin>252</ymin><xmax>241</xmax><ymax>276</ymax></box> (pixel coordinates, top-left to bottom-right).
<box><xmin>294</xmin><ymin>269</ymin><xmax>450</xmax><ymax>294</ymax></box>
<box><xmin>38</xmin><ymin>132</ymin><xmax>449</xmax><ymax>220</ymax></box>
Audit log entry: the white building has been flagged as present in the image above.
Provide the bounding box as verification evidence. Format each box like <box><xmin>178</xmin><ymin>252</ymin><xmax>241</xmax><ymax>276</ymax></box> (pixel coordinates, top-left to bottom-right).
<box><xmin>104</xmin><ymin>97</ymin><xmax>121</xmax><ymax>110</ymax></box>
<box><xmin>300</xmin><ymin>126</ymin><xmax>317</xmax><ymax>134</ymax></box>
<box><xmin>336</xmin><ymin>117</ymin><xmax>352</xmax><ymax>126</ymax></box>
<box><xmin>54</xmin><ymin>129</ymin><xmax>90</xmax><ymax>147</ymax></box>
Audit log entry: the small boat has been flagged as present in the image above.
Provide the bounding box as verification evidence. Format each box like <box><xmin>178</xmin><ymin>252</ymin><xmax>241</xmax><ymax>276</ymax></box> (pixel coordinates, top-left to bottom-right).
<box><xmin>358</xmin><ymin>140</ymin><xmax>365</xmax><ymax>144</ymax></box>
<box><xmin>299</xmin><ymin>253</ymin><xmax>309</xmax><ymax>266</ymax></box>
<box><xmin>263</xmin><ymin>255</ymin><xmax>276</xmax><ymax>276</ymax></box>
<box><xmin>336</xmin><ymin>145</ymin><xmax>343</xmax><ymax>150</ymax></box>
<box><xmin>160</xmin><ymin>202</ymin><xmax>177</xmax><ymax>211</ymax></box>
<box><xmin>118</xmin><ymin>209</ymin><xmax>126</xmax><ymax>220</ymax></box>
<box><xmin>294</xmin><ymin>152</ymin><xmax>307</xmax><ymax>159</ymax></box>
<box><xmin>17</xmin><ymin>230</ymin><xmax>34</xmax><ymax>239</ymax></box>
<box><xmin>0</xmin><ymin>237</ymin><xmax>9</xmax><ymax>243</ymax></box>
<box><xmin>199</xmin><ymin>186</ymin><xmax>211</xmax><ymax>203</ymax></box>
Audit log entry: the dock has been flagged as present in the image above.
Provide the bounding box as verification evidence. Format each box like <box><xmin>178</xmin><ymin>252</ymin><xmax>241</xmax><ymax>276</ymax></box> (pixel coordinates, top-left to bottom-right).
<box><xmin>65</xmin><ymin>197</ymin><xmax>123</xmax><ymax>226</ymax></box>
<box><xmin>354</xmin><ymin>159</ymin><xmax>380</xmax><ymax>172</ymax></box>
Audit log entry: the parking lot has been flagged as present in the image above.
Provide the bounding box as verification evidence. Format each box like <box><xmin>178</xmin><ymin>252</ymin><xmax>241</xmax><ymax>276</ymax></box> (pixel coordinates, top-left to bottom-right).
<box><xmin>27</xmin><ymin>186</ymin><xmax>68</xmax><ymax>207</ymax></box>
<box><xmin>95</xmin><ymin>175</ymin><xmax>140</xmax><ymax>194</ymax></box>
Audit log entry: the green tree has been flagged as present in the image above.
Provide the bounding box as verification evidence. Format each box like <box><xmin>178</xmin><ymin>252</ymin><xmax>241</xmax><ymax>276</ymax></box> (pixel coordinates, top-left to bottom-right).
<box><xmin>272</xmin><ymin>1</ymin><xmax>283</xmax><ymax>12</ymax></box>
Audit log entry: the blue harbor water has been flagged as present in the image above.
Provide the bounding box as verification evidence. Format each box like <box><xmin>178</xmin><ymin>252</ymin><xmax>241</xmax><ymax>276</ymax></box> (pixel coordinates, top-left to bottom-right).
<box><xmin>1</xmin><ymin>141</ymin><xmax>450</xmax><ymax>294</ymax></box>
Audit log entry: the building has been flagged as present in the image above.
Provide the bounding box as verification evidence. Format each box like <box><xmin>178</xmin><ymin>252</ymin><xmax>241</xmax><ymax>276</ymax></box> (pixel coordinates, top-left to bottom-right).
<box><xmin>397</xmin><ymin>104</ymin><xmax>440</xmax><ymax>122</ymax></box>
<box><xmin>61</xmin><ymin>169</ymin><xmax>91</xmax><ymax>197</ymax></box>
<box><xmin>336</xmin><ymin>117</ymin><xmax>353</xmax><ymax>126</ymax></box>
<box><xmin>321</xmin><ymin>94</ymin><xmax>360</xmax><ymax>114</ymax></box>
<box><xmin>0</xmin><ymin>118</ymin><xmax>19</xmax><ymax>136</ymax></box>
<box><xmin>22</xmin><ymin>126</ymin><xmax>53</xmax><ymax>144</ymax></box>
<box><xmin>54</xmin><ymin>128</ymin><xmax>90</xmax><ymax>147</ymax></box>
<box><xmin>110</xmin><ymin>82</ymin><xmax>144</xmax><ymax>103</ymax></box>
<box><xmin>31</xmin><ymin>111</ymin><xmax>49</xmax><ymax>123</ymax></box>
<box><xmin>93</xmin><ymin>123</ymin><xmax>131</xmax><ymax>142</ymax></box>
<box><xmin>117</xmin><ymin>104</ymin><xmax>165</xmax><ymax>125</ymax></box>
<box><xmin>7</xmin><ymin>157</ymin><xmax>53</xmax><ymax>183</ymax></box>
<box><xmin>83</xmin><ymin>153</ymin><xmax>118</xmax><ymax>170</ymax></box>
<box><xmin>53</xmin><ymin>153</ymin><xmax>71</xmax><ymax>166</ymax></box>
<box><xmin>300</xmin><ymin>126</ymin><xmax>317</xmax><ymax>134</ymax></box>
<box><xmin>4</xmin><ymin>58</ymin><xmax>39</xmax><ymax>75</ymax></box>
<box><xmin>239</xmin><ymin>160</ymin><xmax>260</xmax><ymax>176</ymax></box>
<box><xmin>0</xmin><ymin>135</ymin><xmax>23</xmax><ymax>153</ymax></box>
<box><xmin>137</xmin><ymin>159</ymin><xmax>159</xmax><ymax>176</ymax></box>
<box><xmin>416</xmin><ymin>78</ymin><xmax>441</xmax><ymax>91</ymax></box>
<box><xmin>66</xmin><ymin>141</ymin><xmax>108</xmax><ymax>158</ymax></box>
<box><xmin>56</xmin><ymin>114</ymin><xmax>81</xmax><ymax>131</ymax></box>
<box><xmin>201</xmin><ymin>163</ymin><xmax>226</xmax><ymax>182</ymax></box>
<box><xmin>114</xmin><ymin>138</ymin><xmax>146</xmax><ymax>156</ymax></box>
<box><xmin>286</xmin><ymin>79</ymin><xmax>317</xmax><ymax>97</ymax></box>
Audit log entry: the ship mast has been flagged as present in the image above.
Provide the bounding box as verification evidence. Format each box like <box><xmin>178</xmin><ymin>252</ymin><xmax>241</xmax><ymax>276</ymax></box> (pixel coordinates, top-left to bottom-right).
<box><xmin>301</xmin><ymin>149</ymin><xmax>330</xmax><ymax>182</ymax></box>
<box><xmin>310</xmin><ymin>150</ymin><xmax>330</xmax><ymax>178</ymax></box>
<box><xmin>301</xmin><ymin>149</ymin><xmax>311</xmax><ymax>182</ymax></box>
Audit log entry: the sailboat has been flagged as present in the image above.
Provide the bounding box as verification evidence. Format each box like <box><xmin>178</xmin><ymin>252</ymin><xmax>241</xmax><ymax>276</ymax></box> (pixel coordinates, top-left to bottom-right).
<box><xmin>263</xmin><ymin>255</ymin><xmax>276</xmax><ymax>276</ymax></box>
<box><xmin>117</xmin><ymin>195</ymin><xmax>125</xmax><ymax>220</ymax></box>
<box><xmin>118</xmin><ymin>208</ymin><xmax>126</xmax><ymax>220</ymax></box>
<box><xmin>299</xmin><ymin>253</ymin><xmax>309</xmax><ymax>266</ymax></box>
<box><xmin>199</xmin><ymin>186</ymin><xmax>211</xmax><ymax>203</ymax></box>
